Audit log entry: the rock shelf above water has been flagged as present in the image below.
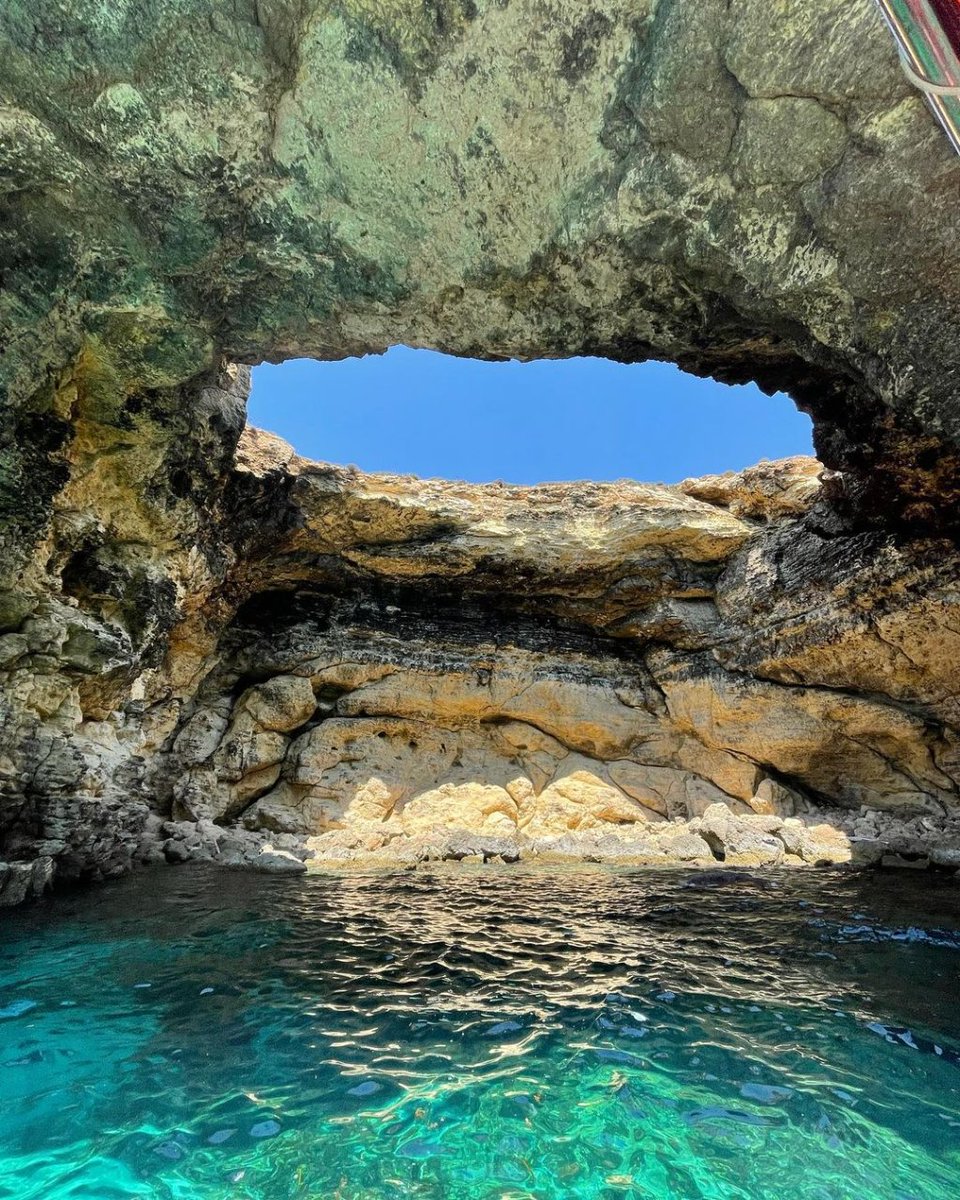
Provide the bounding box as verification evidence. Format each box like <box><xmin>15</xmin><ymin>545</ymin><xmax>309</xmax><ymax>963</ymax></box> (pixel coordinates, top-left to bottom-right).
<box><xmin>4</xmin><ymin>419</ymin><xmax>960</xmax><ymax>900</ymax></box>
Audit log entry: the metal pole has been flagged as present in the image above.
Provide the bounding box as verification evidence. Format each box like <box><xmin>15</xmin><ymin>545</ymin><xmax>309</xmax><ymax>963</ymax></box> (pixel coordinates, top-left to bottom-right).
<box><xmin>874</xmin><ymin>0</ymin><xmax>960</xmax><ymax>154</ymax></box>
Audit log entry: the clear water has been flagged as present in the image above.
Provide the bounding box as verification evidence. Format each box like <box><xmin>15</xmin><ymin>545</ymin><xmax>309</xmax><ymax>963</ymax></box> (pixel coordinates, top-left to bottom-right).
<box><xmin>1</xmin><ymin>866</ymin><xmax>959</xmax><ymax>1200</ymax></box>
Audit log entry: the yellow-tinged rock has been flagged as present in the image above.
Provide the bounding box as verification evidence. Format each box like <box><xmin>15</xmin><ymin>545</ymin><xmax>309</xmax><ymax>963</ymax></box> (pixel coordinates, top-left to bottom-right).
<box><xmin>236</xmin><ymin>675</ymin><xmax>316</xmax><ymax>733</ymax></box>
<box><xmin>401</xmin><ymin>783</ymin><xmax>518</xmax><ymax>835</ymax></box>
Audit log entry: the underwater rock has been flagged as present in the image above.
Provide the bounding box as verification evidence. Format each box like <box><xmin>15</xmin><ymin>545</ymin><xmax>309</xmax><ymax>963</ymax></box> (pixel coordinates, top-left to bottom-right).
<box><xmin>347</xmin><ymin>1081</ymin><xmax>382</xmax><ymax>1098</ymax></box>
<box><xmin>740</xmin><ymin>1083</ymin><xmax>794</xmax><ymax>1105</ymax></box>
<box><xmin>249</xmin><ymin>1121</ymin><xmax>281</xmax><ymax>1139</ymax></box>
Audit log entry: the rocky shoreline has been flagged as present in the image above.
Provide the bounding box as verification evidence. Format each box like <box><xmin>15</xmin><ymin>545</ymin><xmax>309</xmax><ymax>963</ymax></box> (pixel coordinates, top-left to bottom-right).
<box><xmin>160</xmin><ymin>802</ymin><xmax>960</xmax><ymax>871</ymax></box>
<box><xmin>9</xmin><ymin>799</ymin><xmax>960</xmax><ymax>906</ymax></box>
<box><xmin>107</xmin><ymin>803</ymin><xmax>960</xmax><ymax>883</ymax></box>
<box><xmin>5</xmin><ymin>435</ymin><xmax>960</xmax><ymax>905</ymax></box>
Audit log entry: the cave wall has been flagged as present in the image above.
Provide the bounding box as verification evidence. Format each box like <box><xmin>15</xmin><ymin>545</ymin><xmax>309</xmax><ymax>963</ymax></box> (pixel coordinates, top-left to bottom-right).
<box><xmin>4</xmin><ymin>0</ymin><xmax>960</xmax><ymax>530</ymax></box>
<box><xmin>2</xmin><ymin>0</ymin><xmax>960</xmax><ymax>894</ymax></box>
<box><xmin>146</xmin><ymin>435</ymin><xmax>960</xmax><ymax>868</ymax></box>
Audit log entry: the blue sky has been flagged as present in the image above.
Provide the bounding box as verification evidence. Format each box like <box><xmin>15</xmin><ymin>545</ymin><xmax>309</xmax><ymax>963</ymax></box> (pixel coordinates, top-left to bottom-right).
<box><xmin>248</xmin><ymin>347</ymin><xmax>813</xmax><ymax>484</ymax></box>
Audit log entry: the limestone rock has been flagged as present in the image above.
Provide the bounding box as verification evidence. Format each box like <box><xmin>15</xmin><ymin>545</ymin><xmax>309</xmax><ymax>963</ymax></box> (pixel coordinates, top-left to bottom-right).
<box><xmin>776</xmin><ymin>821</ymin><xmax>854</xmax><ymax>866</ymax></box>
<box><xmin>255</xmin><ymin>846</ymin><xmax>308</xmax><ymax>874</ymax></box>
<box><xmin>4</xmin><ymin>0</ymin><xmax>960</xmax><ymax>531</ymax></box>
<box><xmin>235</xmin><ymin>676</ymin><xmax>317</xmax><ymax>734</ymax></box>
<box><xmin>4</xmin><ymin>0</ymin><xmax>960</xmax><ymax>894</ymax></box>
<box><xmin>697</xmin><ymin>805</ymin><xmax>785</xmax><ymax>867</ymax></box>
<box><xmin>747</xmin><ymin>779</ymin><xmax>802</xmax><ymax>817</ymax></box>
<box><xmin>172</xmin><ymin>710</ymin><xmax>231</xmax><ymax>767</ymax></box>
<box><xmin>653</xmin><ymin>831</ymin><xmax>715</xmax><ymax>864</ymax></box>
<box><xmin>678</xmin><ymin>459</ymin><xmax>823</xmax><ymax>523</ymax></box>
<box><xmin>0</xmin><ymin>858</ymin><xmax>54</xmax><ymax>907</ymax></box>
<box><xmin>8</xmin><ymin>437</ymin><xmax>960</xmax><ymax>888</ymax></box>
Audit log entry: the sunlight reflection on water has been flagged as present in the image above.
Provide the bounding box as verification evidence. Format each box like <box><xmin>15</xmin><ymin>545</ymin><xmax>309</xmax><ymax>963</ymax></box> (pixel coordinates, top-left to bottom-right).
<box><xmin>0</xmin><ymin>864</ymin><xmax>958</xmax><ymax>1199</ymax></box>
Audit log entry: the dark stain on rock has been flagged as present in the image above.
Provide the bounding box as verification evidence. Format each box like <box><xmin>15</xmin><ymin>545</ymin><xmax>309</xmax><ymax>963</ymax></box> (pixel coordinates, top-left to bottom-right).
<box><xmin>560</xmin><ymin>11</ymin><xmax>613</xmax><ymax>85</ymax></box>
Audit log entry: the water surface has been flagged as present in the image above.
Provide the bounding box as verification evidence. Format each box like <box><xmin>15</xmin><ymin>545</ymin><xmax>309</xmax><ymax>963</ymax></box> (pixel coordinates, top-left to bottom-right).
<box><xmin>1</xmin><ymin>865</ymin><xmax>958</xmax><ymax>1199</ymax></box>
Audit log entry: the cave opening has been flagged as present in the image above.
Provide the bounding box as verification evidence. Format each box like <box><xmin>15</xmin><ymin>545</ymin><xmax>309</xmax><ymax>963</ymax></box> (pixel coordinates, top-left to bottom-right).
<box><xmin>248</xmin><ymin>348</ymin><xmax>814</xmax><ymax>485</ymax></box>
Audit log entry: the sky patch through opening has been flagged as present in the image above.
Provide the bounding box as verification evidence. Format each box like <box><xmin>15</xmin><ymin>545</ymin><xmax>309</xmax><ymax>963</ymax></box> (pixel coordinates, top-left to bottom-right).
<box><xmin>249</xmin><ymin>347</ymin><xmax>814</xmax><ymax>484</ymax></box>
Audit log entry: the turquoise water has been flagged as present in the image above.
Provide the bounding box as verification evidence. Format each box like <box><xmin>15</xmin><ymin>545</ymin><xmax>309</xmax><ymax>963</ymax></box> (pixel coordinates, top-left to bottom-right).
<box><xmin>0</xmin><ymin>866</ymin><xmax>959</xmax><ymax>1200</ymax></box>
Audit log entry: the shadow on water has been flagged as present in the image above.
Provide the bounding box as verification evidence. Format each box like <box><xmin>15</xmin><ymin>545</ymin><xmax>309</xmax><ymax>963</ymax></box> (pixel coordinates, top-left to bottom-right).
<box><xmin>0</xmin><ymin>864</ymin><xmax>959</xmax><ymax>1199</ymax></box>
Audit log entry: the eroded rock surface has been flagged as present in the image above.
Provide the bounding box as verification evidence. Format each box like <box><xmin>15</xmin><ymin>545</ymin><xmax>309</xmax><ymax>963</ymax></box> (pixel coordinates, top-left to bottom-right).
<box><xmin>4</xmin><ymin>0</ymin><xmax>960</xmax><ymax>540</ymax></box>
<box><xmin>157</xmin><ymin>434</ymin><xmax>960</xmax><ymax>872</ymax></box>
<box><xmin>4</xmin><ymin>407</ymin><xmax>960</xmax><ymax>893</ymax></box>
<box><xmin>3</xmin><ymin>0</ymin><xmax>960</xmax><ymax>894</ymax></box>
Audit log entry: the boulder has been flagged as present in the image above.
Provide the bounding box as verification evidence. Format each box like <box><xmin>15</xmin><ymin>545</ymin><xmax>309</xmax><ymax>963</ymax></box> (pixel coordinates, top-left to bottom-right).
<box><xmin>237</xmin><ymin>677</ymin><xmax>317</xmax><ymax>733</ymax></box>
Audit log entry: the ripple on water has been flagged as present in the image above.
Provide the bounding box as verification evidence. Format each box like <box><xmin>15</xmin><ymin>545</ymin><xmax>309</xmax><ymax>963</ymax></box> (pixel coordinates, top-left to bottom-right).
<box><xmin>0</xmin><ymin>865</ymin><xmax>958</xmax><ymax>1199</ymax></box>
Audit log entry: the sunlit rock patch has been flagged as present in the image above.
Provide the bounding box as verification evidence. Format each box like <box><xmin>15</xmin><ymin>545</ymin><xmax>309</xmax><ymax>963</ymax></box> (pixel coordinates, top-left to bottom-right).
<box><xmin>5</xmin><ymin>407</ymin><xmax>960</xmax><ymax>898</ymax></box>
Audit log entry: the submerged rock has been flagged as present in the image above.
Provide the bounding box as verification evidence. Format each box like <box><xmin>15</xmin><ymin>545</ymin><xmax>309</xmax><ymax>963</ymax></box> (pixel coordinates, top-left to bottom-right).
<box><xmin>347</xmin><ymin>1081</ymin><xmax>382</xmax><ymax>1098</ymax></box>
<box><xmin>0</xmin><ymin>999</ymin><xmax>37</xmax><ymax>1019</ymax></box>
<box><xmin>740</xmin><ymin>1083</ymin><xmax>794</xmax><ymax>1105</ymax></box>
<box><xmin>249</xmin><ymin>1121</ymin><xmax>281</xmax><ymax>1139</ymax></box>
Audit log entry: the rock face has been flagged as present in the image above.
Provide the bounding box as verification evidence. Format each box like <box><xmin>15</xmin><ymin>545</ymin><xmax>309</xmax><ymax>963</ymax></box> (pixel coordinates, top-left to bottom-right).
<box><xmin>2</xmin><ymin>0</ymin><xmax>960</xmax><ymax>893</ymax></box>
<box><xmin>4</xmin><ymin>0</ymin><xmax>960</xmax><ymax>535</ymax></box>
<box><xmin>155</xmin><ymin>434</ymin><xmax>960</xmax><ymax>871</ymax></box>
<box><xmin>6</xmin><ymin>408</ymin><xmax>960</xmax><ymax>888</ymax></box>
